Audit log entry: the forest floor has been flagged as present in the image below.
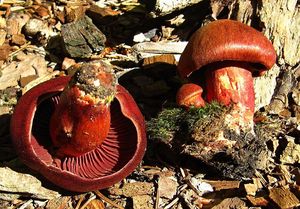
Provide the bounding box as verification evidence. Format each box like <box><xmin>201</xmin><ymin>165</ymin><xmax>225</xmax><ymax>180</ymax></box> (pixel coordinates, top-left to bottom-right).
<box><xmin>0</xmin><ymin>0</ymin><xmax>299</xmax><ymax>208</ymax></box>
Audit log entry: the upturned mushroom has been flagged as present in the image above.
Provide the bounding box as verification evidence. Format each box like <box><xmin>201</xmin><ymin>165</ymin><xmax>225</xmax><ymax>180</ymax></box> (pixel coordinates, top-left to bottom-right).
<box><xmin>177</xmin><ymin>19</ymin><xmax>276</xmax><ymax>131</ymax></box>
<box><xmin>10</xmin><ymin>60</ymin><xmax>146</xmax><ymax>192</ymax></box>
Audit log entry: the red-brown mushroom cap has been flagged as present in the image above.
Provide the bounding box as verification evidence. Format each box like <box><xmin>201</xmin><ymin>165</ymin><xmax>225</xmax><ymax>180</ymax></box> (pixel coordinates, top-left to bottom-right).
<box><xmin>177</xmin><ymin>19</ymin><xmax>276</xmax><ymax>78</ymax></box>
<box><xmin>10</xmin><ymin>76</ymin><xmax>146</xmax><ymax>192</ymax></box>
<box><xmin>176</xmin><ymin>83</ymin><xmax>205</xmax><ymax>108</ymax></box>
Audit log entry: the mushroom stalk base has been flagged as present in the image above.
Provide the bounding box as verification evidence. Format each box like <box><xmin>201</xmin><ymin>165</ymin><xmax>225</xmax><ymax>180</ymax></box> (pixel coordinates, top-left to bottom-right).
<box><xmin>50</xmin><ymin>89</ymin><xmax>111</xmax><ymax>157</ymax></box>
<box><xmin>205</xmin><ymin>62</ymin><xmax>255</xmax><ymax>133</ymax></box>
<box><xmin>50</xmin><ymin>61</ymin><xmax>117</xmax><ymax>157</ymax></box>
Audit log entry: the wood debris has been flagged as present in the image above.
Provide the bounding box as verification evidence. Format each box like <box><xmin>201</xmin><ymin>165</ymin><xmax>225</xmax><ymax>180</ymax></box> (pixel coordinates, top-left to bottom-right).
<box><xmin>246</xmin><ymin>195</ymin><xmax>269</xmax><ymax>207</ymax></box>
<box><xmin>0</xmin><ymin>0</ymin><xmax>299</xmax><ymax>208</ymax></box>
<box><xmin>149</xmin><ymin>0</ymin><xmax>206</xmax><ymax>18</ymax></box>
<box><xmin>157</xmin><ymin>172</ymin><xmax>178</xmax><ymax>199</ymax></box>
<box><xmin>108</xmin><ymin>182</ymin><xmax>154</xmax><ymax>197</ymax></box>
<box><xmin>132</xmin><ymin>195</ymin><xmax>153</xmax><ymax>209</ymax></box>
<box><xmin>269</xmin><ymin>186</ymin><xmax>300</xmax><ymax>209</ymax></box>
<box><xmin>45</xmin><ymin>196</ymin><xmax>71</xmax><ymax>209</ymax></box>
<box><xmin>205</xmin><ymin>180</ymin><xmax>240</xmax><ymax>191</ymax></box>
<box><xmin>211</xmin><ymin>197</ymin><xmax>246</xmax><ymax>209</ymax></box>
<box><xmin>142</xmin><ymin>54</ymin><xmax>177</xmax><ymax>67</ymax></box>
<box><xmin>61</xmin><ymin>15</ymin><xmax>106</xmax><ymax>58</ymax></box>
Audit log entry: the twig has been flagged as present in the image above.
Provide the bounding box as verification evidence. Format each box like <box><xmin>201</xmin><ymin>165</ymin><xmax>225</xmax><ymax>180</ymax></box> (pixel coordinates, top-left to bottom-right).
<box><xmin>80</xmin><ymin>193</ymin><xmax>96</xmax><ymax>209</ymax></box>
<box><xmin>155</xmin><ymin>180</ymin><xmax>160</xmax><ymax>209</ymax></box>
<box><xmin>1</xmin><ymin>0</ymin><xmax>25</xmax><ymax>5</ymax></box>
<box><xmin>133</xmin><ymin>41</ymin><xmax>188</xmax><ymax>54</ymax></box>
<box><xmin>75</xmin><ymin>195</ymin><xmax>85</xmax><ymax>209</ymax></box>
<box><xmin>7</xmin><ymin>41</ymin><xmax>32</xmax><ymax>61</ymax></box>
<box><xmin>164</xmin><ymin>197</ymin><xmax>179</xmax><ymax>209</ymax></box>
<box><xmin>18</xmin><ymin>200</ymin><xmax>33</xmax><ymax>209</ymax></box>
<box><xmin>94</xmin><ymin>190</ymin><xmax>124</xmax><ymax>209</ymax></box>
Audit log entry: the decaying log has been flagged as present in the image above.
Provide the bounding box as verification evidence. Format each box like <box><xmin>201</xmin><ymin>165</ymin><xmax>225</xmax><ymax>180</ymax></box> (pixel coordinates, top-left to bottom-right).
<box><xmin>61</xmin><ymin>15</ymin><xmax>106</xmax><ymax>58</ymax></box>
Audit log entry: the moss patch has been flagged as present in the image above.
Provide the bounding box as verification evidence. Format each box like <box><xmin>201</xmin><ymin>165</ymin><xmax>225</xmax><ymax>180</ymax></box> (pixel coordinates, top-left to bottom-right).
<box><xmin>147</xmin><ymin>101</ymin><xmax>228</xmax><ymax>143</ymax></box>
<box><xmin>146</xmin><ymin>102</ymin><xmax>271</xmax><ymax>180</ymax></box>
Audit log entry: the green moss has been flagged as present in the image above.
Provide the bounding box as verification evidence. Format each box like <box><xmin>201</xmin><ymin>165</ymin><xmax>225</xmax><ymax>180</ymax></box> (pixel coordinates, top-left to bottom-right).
<box><xmin>147</xmin><ymin>108</ymin><xmax>184</xmax><ymax>142</ymax></box>
<box><xmin>147</xmin><ymin>102</ymin><xmax>227</xmax><ymax>142</ymax></box>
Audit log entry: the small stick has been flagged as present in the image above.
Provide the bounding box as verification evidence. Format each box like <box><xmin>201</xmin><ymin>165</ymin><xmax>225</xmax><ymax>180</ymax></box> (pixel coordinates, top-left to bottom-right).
<box><xmin>164</xmin><ymin>197</ymin><xmax>179</xmax><ymax>209</ymax></box>
<box><xmin>94</xmin><ymin>190</ymin><xmax>125</xmax><ymax>209</ymax></box>
<box><xmin>18</xmin><ymin>200</ymin><xmax>33</xmax><ymax>209</ymax></box>
<box><xmin>155</xmin><ymin>181</ymin><xmax>160</xmax><ymax>209</ymax></box>
<box><xmin>80</xmin><ymin>193</ymin><xmax>96</xmax><ymax>209</ymax></box>
<box><xmin>75</xmin><ymin>195</ymin><xmax>85</xmax><ymax>209</ymax></box>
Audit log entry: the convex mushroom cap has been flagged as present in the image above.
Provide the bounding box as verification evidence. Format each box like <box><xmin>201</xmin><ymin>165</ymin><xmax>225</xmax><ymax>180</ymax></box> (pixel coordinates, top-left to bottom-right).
<box><xmin>176</xmin><ymin>83</ymin><xmax>205</xmax><ymax>108</ymax></box>
<box><xmin>177</xmin><ymin>19</ymin><xmax>276</xmax><ymax>78</ymax></box>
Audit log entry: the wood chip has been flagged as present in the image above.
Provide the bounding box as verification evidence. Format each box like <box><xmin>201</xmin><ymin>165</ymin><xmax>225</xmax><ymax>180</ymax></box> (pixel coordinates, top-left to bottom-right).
<box><xmin>19</xmin><ymin>75</ymin><xmax>39</xmax><ymax>87</ymax></box>
<box><xmin>132</xmin><ymin>195</ymin><xmax>154</xmax><ymax>209</ymax></box>
<box><xmin>149</xmin><ymin>0</ymin><xmax>205</xmax><ymax>18</ymax></box>
<box><xmin>35</xmin><ymin>5</ymin><xmax>50</xmax><ymax>18</ymax></box>
<box><xmin>204</xmin><ymin>180</ymin><xmax>240</xmax><ymax>191</ymax></box>
<box><xmin>211</xmin><ymin>197</ymin><xmax>246</xmax><ymax>209</ymax></box>
<box><xmin>6</xmin><ymin>13</ymin><xmax>30</xmax><ymax>35</ymax></box>
<box><xmin>0</xmin><ymin>29</ymin><xmax>6</xmax><ymax>46</ymax></box>
<box><xmin>280</xmin><ymin>135</ymin><xmax>300</xmax><ymax>164</ymax></box>
<box><xmin>11</xmin><ymin>34</ymin><xmax>27</xmax><ymax>46</ymax></box>
<box><xmin>244</xmin><ymin>178</ymin><xmax>263</xmax><ymax>196</ymax></box>
<box><xmin>61</xmin><ymin>15</ymin><xmax>106</xmax><ymax>58</ymax></box>
<box><xmin>133</xmin><ymin>41</ymin><xmax>188</xmax><ymax>54</ymax></box>
<box><xmin>45</xmin><ymin>196</ymin><xmax>70</xmax><ymax>209</ymax></box>
<box><xmin>0</xmin><ymin>44</ymin><xmax>13</xmax><ymax>61</ymax></box>
<box><xmin>246</xmin><ymin>195</ymin><xmax>269</xmax><ymax>207</ymax></box>
<box><xmin>142</xmin><ymin>54</ymin><xmax>177</xmax><ymax>66</ymax></box>
<box><xmin>65</xmin><ymin>5</ymin><xmax>87</xmax><ymax>23</ymax></box>
<box><xmin>84</xmin><ymin>199</ymin><xmax>105</xmax><ymax>209</ymax></box>
<box><xmin>94</xmin><ymin>190</ymin><xmax>124</xmax><ymax>209</ymax></box>
<box><xmin>269</xmin><ymin>187</ymin><xmax>300</xmax><ymax>209</ymax></box>
<box><xmin>61</xmin><ymin>57</ymin><xmax>76</xmax><ymax>70</ymax></box>
<box><xmin>157</xmin><ymin>174</ymin><xmax>178</xmax><ymax>199</ymax></box>
<box><xmin>108</xmin><ymin>182</ymin><xmax>154</xmax><ymax>197</ymax></box>
<box><xmin>22</xmin><ymin>70</ymin><xmax>59</xmax><ymax>94</ymax></box>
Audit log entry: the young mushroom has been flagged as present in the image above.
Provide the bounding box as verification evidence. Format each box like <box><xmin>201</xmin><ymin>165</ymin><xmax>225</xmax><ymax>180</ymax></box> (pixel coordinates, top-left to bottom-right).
<box><xmin>176</xmin><ymin>83</ymin><xmax>205</xmax><ymax>108</ymax></box>
<box><xmin>10</xmin><ymin>61</ymin><xmax>146</xmax><ymax>192</ymax></box>
<box><xmin>177</xmin><ymin>19</ymin><xmax>276</xmax><ymax>131</ymax></box>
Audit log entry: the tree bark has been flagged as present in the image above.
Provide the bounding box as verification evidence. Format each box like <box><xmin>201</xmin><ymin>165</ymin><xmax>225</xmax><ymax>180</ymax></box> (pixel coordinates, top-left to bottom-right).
<box><xmin>229</xmin><ymin>0</ymin><xmax>300</xmax><ymax>110</ymax></box>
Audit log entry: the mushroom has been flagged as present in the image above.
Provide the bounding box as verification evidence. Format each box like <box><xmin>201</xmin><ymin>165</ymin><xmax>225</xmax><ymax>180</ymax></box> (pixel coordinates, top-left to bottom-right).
<box><xmin>50</xmin><ymin>62</ymin><xmax>116</xmax><ymax>157</ymax></box>
<box><xmin>176</xmin><ymin>83</ymin><xmax>205</xmax><ymax>108</ymax></box>
<box><xmin>10</xmin><ymin>61</ymin><xmax>146</xmax><ymax>192</ymax></box>
<box><xmin>177</xmin><ymin>19</ymin><xmax>276</xmax><ymax>131</ymax></box>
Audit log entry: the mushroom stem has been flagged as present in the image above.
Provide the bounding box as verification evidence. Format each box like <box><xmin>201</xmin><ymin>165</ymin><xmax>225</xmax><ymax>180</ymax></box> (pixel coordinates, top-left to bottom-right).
<box><xmin>50</xmin><ymin>61</ymin><xmax>117</xmax><ymax>157</ymax></box>
<box><xmin>204</xmin><ymin>61</ymin><xmax>256</xmax><ymax>132</ymax></box>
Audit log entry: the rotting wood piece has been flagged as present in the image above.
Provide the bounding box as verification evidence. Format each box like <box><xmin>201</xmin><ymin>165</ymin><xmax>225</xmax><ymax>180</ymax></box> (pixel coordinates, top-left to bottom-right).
<box><xmin>61</xmin><ymin>15</ymin><xmax>106</xmax><ymax>58</ymax></box>
<box><xmin>269</xmin><ymin>187</ymin><xmax>300</xmax><ymax>209</ymax></box>
<box><xmin>204</xmin><ymin>180</ymin><xmax>240</xmax><ymax>191</ymax></box>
